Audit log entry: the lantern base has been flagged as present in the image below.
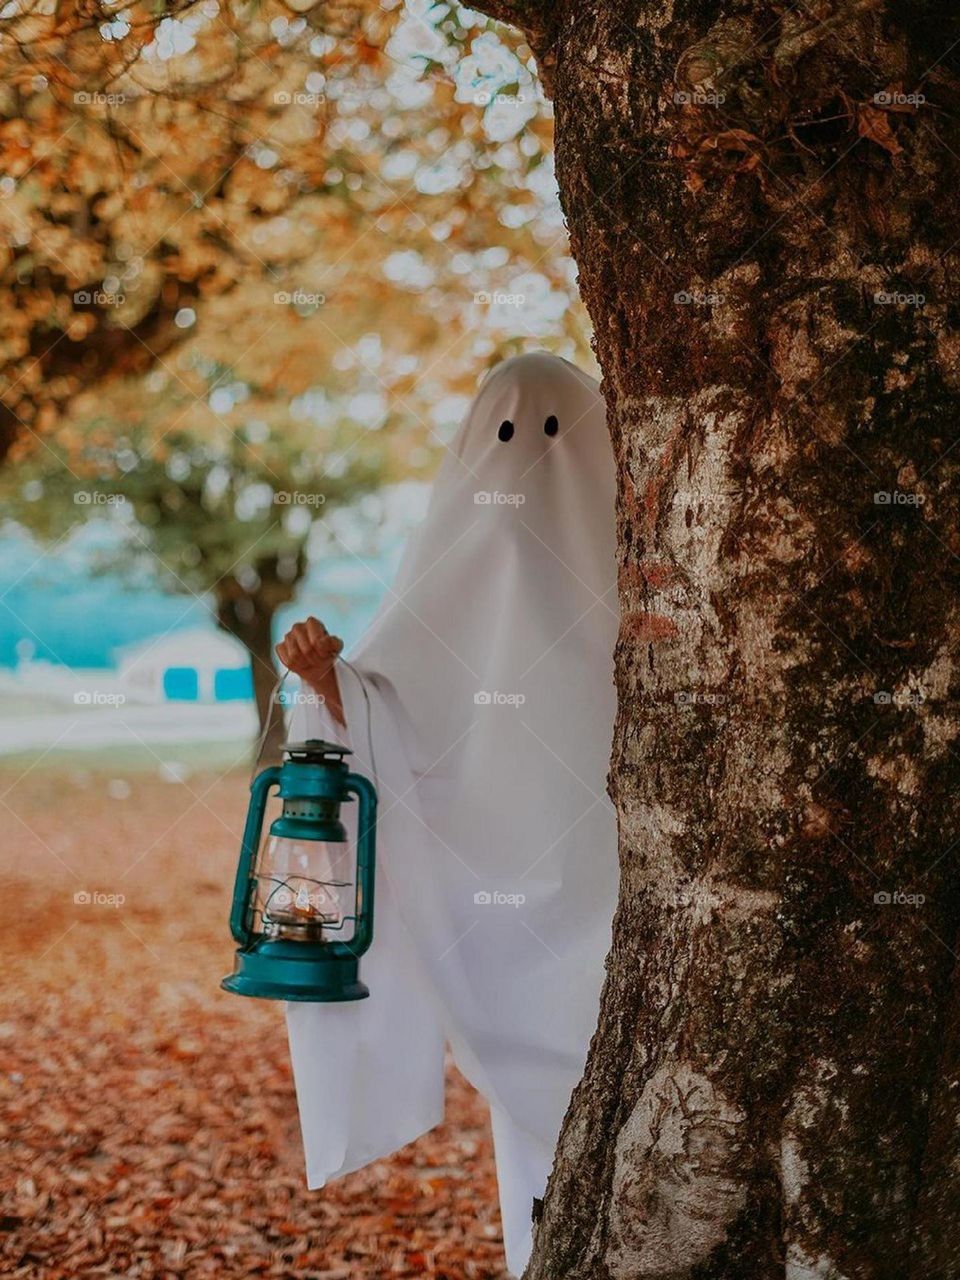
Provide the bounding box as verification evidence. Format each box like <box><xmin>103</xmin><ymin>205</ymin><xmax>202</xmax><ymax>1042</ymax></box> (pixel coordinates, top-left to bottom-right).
<box><xmin>221</xmin><ymin>940</ymin><xmax>369</xmax><ymax>1003</ymax></box>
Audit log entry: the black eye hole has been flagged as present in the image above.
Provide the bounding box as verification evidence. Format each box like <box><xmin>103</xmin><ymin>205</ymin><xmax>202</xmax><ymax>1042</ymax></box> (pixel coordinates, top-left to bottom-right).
<box><xmin>498</xmin><ymin>420</ymin><xmax>514</xmax><ymax>442</ymax></box>
<box><xmin>544</xmin><ymin>415</ymin><xmax>559</xmax><ymax>437</ymax></box>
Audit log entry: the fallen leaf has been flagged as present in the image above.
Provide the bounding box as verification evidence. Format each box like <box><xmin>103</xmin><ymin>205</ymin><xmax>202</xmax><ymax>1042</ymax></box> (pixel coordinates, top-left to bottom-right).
<box><xmin>858</xmin><ymin>105</ymin><xmax>902</xmax><ymax>154</ymax></box>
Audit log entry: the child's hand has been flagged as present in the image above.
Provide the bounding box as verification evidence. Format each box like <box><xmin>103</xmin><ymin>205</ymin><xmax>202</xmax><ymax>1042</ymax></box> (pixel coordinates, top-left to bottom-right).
<box><xmin>276</xmin><ymin>617</ymin><xmax>343</xmax><ymax>684</ymax></box>
<box><xmin>276</xmin><ymin>618</ymin><xmax>346</xmax><ymax>725</ymax></box>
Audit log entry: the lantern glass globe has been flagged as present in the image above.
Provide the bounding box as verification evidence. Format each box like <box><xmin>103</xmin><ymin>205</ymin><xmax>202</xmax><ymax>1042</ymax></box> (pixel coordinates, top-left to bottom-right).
<box><xmin>254</xmin><ymin>835</ymin><xmax>353</xmax><ymax>942</ymax></box>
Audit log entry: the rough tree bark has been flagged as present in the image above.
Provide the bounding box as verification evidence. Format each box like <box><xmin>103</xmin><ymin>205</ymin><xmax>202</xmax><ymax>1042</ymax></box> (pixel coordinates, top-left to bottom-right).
<box><xmin>470</xmin><ymin>1</ymin><xmax>960</xmax><ymax>1275</ymax></box>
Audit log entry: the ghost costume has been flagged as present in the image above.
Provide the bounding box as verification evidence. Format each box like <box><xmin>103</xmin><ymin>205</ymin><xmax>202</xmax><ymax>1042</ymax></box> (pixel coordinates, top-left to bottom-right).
<box><xmin>285</xmin><ymin>352</ymin><xmax>619</xmax><ymax>1275</ymax></box>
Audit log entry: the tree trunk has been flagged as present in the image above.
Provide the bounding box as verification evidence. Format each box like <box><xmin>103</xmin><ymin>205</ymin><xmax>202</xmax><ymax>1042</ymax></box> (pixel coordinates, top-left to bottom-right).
<box><xmin>216</xmin><ymin>569</ymin><xmax>290</xmax><ymax>765</ymax></box>
<box><xmin>472</xmin><ymin>1</ymin><xmax>960</xmax><ymax>1274</ymax></box>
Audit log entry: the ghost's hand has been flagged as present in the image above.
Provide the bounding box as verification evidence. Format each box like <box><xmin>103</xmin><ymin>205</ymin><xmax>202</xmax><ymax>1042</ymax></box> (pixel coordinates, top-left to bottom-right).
<box><xmin>276</xmin><ymin>618</ymin><xmax>345</xmax><ymax>727</ymax></box>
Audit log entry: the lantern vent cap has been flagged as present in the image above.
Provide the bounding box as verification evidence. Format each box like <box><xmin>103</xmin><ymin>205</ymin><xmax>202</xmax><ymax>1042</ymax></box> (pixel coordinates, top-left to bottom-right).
<box><xmin>282</xmin><ymin>739</ymin><xmax>352</xmax><ymax>764</ymax></box>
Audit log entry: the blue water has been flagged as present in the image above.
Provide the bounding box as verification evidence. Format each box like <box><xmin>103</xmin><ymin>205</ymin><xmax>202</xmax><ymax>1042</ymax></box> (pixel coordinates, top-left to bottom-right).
<box><xmin>0</xmin><ymin>526</ymin><xmax>401</xmax><ymax>673</ymax></box>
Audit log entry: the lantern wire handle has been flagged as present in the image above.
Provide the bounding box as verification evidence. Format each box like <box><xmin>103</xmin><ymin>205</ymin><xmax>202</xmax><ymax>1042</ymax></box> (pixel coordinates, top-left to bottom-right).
<box><xmin>251</xmin><ymin>659</ymin><xmax>379</xmax><ymax>794</ymax></box>
<box><xmin>250</xmin><ymin>669</ymin><xmax>290</xmax><ymax>781</ymax></box>
<box><xmin>338</xmin><ymin>657</ymin><xmax>380</xmax><ymax>793</ymax></box>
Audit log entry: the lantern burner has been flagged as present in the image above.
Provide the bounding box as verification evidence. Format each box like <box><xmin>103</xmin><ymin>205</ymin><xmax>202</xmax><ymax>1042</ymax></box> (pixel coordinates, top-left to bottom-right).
<box><xmin>259</xmin><ymin>871</ymin><xmax>352</xmax><ymax>941</ymax></box>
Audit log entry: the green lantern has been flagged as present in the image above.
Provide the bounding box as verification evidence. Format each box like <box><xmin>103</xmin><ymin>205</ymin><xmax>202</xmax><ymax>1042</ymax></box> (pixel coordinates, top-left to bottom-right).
<box><xmin>222</xmin><ymin>740</ymin><xmax>377</xmax><ymax>1003</ymax></box>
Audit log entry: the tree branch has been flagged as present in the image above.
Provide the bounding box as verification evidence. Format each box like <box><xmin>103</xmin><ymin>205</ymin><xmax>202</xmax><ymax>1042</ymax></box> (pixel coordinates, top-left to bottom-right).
<box><xmin>464</xmin><ymin>0</ymin><xmax>541</xmax><ymax>26</ymax></box>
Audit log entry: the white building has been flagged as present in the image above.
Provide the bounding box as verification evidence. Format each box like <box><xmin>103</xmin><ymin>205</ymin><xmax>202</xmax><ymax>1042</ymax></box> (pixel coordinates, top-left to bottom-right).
<box><xmin>116</xmin><ymin>627</ymin><xmax>251</xmax><ymax>703</ymax></box>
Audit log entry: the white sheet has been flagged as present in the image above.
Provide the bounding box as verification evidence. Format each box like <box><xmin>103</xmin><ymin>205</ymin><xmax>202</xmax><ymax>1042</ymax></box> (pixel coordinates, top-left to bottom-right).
<box><xmin>285</xmin><ymin>352</ymin><xmax>619</xmax><ymax>1275</ymax></box>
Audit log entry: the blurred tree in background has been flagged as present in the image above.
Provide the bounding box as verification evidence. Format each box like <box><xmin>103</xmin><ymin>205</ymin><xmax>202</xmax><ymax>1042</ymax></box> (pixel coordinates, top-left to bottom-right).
<box><xmin>0</xmin><ymin>0</ymin><xmax>590</xmax><ymax>460</ymax></box>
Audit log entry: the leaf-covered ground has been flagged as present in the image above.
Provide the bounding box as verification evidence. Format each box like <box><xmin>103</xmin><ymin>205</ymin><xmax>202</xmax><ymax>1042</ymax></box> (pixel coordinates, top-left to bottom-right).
<box><xmin>0</xmin><ymin>764</ymin><xmax>506</xmax><ymax>1279</ymax></box>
